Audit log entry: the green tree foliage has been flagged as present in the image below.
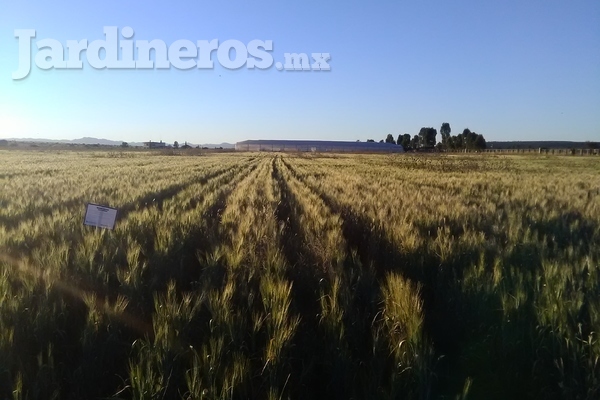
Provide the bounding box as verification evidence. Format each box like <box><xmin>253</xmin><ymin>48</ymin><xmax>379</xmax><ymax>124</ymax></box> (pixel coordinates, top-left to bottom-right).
<box><xmin>445</xmin><ymin>128</ymin><xmax>486</xmax><ymax>150</ymax></box>
<box><xmin>440</xmin><ymin>123</ymin><xmax>451</xmax><ymax>147</ymax></box>
<box><xmin>399</xmin><ymin>134</ymin><xmax>411</xmax><ymax>149</ymax></box>
<box><xmin>410</xmin><ymin>134</ymin><xmax>420</xmax><ymax>149</ymax></box>
<box><xmin>453</xmin><ymin>134</ymin><xmax>463</xmax><ymax>149</ymax></box>
<box><xmin>474</xmin><ymin>134</ymin><xmax>486</xmax><ymax>149</ymax></box>
<box><xmin>418</xmin><ymin>127</ymin><xmax>437</xmax><ymax>148</ymax></box>
<box><xmin>386</xmin><ymin>124</ymin><xmax>486</xmax><ymax>151</ymax></box>
<box><xmin>462</xmin><ymin>129</ymin><xmax>487</xmax><ymax>150</ymax></box>
<box><xmin>173</xmin><ymin>141</ymin><xmax>179</xmax><ymax>149</ymax></box>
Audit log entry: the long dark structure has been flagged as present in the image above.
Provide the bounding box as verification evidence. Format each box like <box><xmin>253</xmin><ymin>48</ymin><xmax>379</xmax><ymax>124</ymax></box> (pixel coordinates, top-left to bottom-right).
<box><xmin>235</xmin><ymin>139</ymin><xmax>404</xmax><ymax>153</ymax></box>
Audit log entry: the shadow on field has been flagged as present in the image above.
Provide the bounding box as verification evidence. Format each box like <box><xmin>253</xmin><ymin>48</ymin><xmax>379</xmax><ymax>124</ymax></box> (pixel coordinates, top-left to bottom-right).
<box><xmin>0</xmin><ymin>165</ymin><xmax>236</xmax><ymax>231</ymax></box>
<box><xmin>280</xmin><ymin>157</ymin><xmax>600</xmax><ymax>399</ymax></box>
<box><xmin>14</xmin><ymin>163</ymin><xmax>256</xmax><ymax>399</ymax></box>
<box><xmin>0</xmin><ymin>198</ymin><xmax>83</xmax><ymax>229</ymax></box>
<box><xmin>116</xmin><ymin>164</ymin><xmax>237</xmax><ymax>221</ymax></box>
<box><xmin>271</xmin><ymin>158</ymin><xmax>330</xmax><ymax>399</ymax></box>
<box><xmin>123</xmin><ymin>163</ymin><xmax>259</xmax><ymax>311</ymax></box>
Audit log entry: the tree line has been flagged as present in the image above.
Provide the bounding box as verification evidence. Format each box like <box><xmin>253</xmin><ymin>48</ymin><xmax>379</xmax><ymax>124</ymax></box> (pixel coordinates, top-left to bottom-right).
<box><xmin>367</xmin><ymin>123</ymin><xmax>487</xmax><ymax>151</ymax></box>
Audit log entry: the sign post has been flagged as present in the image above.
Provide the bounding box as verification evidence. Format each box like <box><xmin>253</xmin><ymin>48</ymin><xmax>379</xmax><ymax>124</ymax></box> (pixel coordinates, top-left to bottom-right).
<box><xmin>84</xmin><ymin>203</ymin><xmax>118</xmax><ymax>230</ymax></box>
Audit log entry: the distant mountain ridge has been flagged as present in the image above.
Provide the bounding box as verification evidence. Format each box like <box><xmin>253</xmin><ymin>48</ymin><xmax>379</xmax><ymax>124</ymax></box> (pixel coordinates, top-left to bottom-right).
<box><xmin>4</xmin><ymin>137</ymin><xmax>235</xmax><ymax>148</ymax></box>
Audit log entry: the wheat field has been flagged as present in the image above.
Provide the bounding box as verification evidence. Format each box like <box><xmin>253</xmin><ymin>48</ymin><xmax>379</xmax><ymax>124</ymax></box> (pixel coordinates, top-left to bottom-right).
<box><xmin>0</xmin><ymin>150</ymin><xmax>598</xmax><ymax>399</ymax></box>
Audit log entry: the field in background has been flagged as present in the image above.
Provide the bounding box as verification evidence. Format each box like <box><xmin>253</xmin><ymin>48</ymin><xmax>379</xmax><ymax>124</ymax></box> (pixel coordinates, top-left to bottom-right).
<box><xmin>0</xmin><ymin>150</ymin><xmax>598</xmax><ymax>399</ymax></box>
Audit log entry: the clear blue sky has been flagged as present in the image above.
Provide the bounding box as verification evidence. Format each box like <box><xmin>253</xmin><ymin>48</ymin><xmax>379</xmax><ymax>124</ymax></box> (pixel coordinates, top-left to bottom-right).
<box><xmin>1</xmin><ymin>0</ymin><xmax>599</xmax><ymax>144</ymax></box>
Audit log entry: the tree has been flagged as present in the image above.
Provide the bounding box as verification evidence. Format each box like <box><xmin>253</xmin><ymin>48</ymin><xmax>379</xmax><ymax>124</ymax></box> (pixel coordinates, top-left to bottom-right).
<box><xmin>445</xmin><ymin>128</ymin><xmax>487</xmax><ymax>150</ymax></box>
<box><xmin>379</xmin><ymin>139</ymin><xmax>384</xmax><ymax>143</ymax></box>
<box><xmin>399</xmin><ymin>134</ymin><xmax>411</xmax><ymax>149</ymax></box>
<box><xmin>410</xmin><ymin>134</ymin><xmax>420</xmax><ymax>149</ymax></box>
<box><xmin>474</xmin><ymin>134</ymin><xmax>486</xmax><ymax>150</ymax></box>
<box><xmin>385</xmin><ymin>134</ymin><xmax>396</xmax><ymax>144</ymax></box>
<box><xmin>120</xmin><ymin>142</ymin><xmax>129</xmax><ymax>148</ymax></box>
<box><xmin>173</xmin><ymin>141</ymin><xmax>179</xmax><ymax>149</ymax></box>
<box><xmin>440</xmin><ymin>123</ymin><xmax>451</xmax><ymax>147</ymax></box>
<box><xmin>366</xmin><ymin>139</ymin><xmax>375</xmax><ymax>142</ymax></box>
<box><xmin>453</xmin><ymin>134</ymin><xmax>463</xmax><ymax>149</ymax></box>
<box><xmin>418</xmin><ymin>127</ymin><xmax>437</xmax><ymax>148</ymax></box>
<box><xmin>462</xmin><ymin>128</ymin><xmax>476</xmax><ymax>149</ymax></box>
<box><xmin>446</xmin><ymin>136</ymin><xmax>454</xmax><ymax>149</ymax></box>
<box><xmin>429</xmin><ymin>128</ymin><xmax>438</xmax><ymax>147</ymax></box>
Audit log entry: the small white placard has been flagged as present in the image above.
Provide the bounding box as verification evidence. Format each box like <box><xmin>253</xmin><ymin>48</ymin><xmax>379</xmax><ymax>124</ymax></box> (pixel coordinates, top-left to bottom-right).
<box><xmin>84</xmin><ymin>203</ymin><xmax>118</xmax><ymax>230</ymax></box>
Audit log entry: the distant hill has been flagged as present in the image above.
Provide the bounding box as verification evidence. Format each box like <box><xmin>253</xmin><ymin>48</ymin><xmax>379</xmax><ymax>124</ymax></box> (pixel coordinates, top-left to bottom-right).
<box><xmin>4</xmin><ymin>137</ymin><xmax>235</xmax><ymax>149</ymax></box>
<box><xmin>5</xmin><ymin>137</ymin><xmax>144</xmax><ymax>146</ymax></box>
<box><xmin>488</xmin><ymin>141</ymin><xmax>595</xmax><ymax>150</ymax></box>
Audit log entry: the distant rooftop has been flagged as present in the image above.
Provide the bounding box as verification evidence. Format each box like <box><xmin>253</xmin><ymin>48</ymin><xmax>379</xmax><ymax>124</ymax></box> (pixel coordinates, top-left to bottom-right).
<box><xmin>235</xmin><ymin>139</ymin><xmax>404</xmax><ymax>153</ymax></box>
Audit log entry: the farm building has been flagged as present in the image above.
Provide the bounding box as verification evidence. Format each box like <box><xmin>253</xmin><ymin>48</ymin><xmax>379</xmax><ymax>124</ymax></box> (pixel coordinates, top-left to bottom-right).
<box><xmin>143</xmin><ymin>140</ymin><xmax>167</xmax><ymax>149</ymax></box>
<box><xmin>235</xmin><ymin>140</ymin><xmax>404</xmax><ymax>153</ymax></box>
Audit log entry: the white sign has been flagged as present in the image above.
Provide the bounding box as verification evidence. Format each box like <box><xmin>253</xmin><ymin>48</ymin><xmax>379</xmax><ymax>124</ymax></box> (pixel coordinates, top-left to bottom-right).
<box><xmin>84</xmin><ymin>203</ymin><xmax>118</xmax><ymax>230</ymax></box>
